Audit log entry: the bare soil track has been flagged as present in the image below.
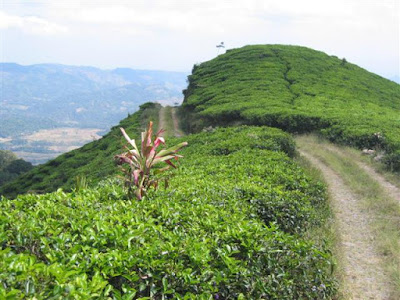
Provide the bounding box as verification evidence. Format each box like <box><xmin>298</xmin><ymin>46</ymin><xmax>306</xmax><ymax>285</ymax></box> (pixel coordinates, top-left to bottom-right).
<box><xmin>171</xmin><ymin>108</ymin><xmax>184</xmax><ymax>137</ymax></box>
<box><xmin>158</xmin><ymin>106</ymin><xmax>184</xmax><ymax>137</ymax></box>
<box><xmin>297</xmin><ymin>137</ymin><xmax>399</xmax><ymax>299</ymax></box>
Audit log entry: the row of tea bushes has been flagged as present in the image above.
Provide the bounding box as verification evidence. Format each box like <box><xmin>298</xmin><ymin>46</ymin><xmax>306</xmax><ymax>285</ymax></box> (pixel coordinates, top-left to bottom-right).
<box><xmin>1</xmin><ymin>126</ymin><xmax>336</xmax><ymax>299</ymax></box>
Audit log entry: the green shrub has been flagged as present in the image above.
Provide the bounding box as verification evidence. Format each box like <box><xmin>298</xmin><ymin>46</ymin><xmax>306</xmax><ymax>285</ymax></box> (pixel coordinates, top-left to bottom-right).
<box><xmin>0</xmin><ymin>126</ymin><xmax>336</xmax><ymax>299</ymax></box>
<box><xmin>0</xmin><ymin>152</ymin><xmax>33</xmax><ymax>187</ymax></box>
<box><xmin>115</xmin><ymin>121</ymin><xmax>187</xmax><ymax>199</ymax></box>
<box><xmin>382</xmin><ymin>150</ymin><xmax>400</xmax><ymax>172</ymax></box>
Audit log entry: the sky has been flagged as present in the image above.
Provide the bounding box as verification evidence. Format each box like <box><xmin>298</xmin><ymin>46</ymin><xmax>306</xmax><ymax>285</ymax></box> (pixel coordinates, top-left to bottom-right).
<box><xmin>0</xmin><ymin>0</ymin><xmax>399</xmax><ymax>79</ymax></box>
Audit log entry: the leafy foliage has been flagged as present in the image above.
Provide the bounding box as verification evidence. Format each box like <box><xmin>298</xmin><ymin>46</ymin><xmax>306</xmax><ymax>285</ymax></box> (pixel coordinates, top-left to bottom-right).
<box><xmin>74</xmin><ymin>175</ymin><xmax>89</xmax><ymax>192</ymax></box>
<box><xmin>115</xmin><ymin>121</ymin><xmax>187</xmax><ymax>199</ymax></box>
<box><xmin>0</xmin><ymin>126</ymin><xmax>336</xmax><ymax>299</ymax></box>
<box><xmin>180</xmin><ymin>45</ymin><xmax>400</xmax><ymax>170</ymax></box>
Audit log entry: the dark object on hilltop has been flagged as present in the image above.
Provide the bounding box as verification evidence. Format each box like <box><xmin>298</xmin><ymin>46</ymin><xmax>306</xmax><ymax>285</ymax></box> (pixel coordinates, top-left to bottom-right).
<box><xmin>0</xmin><ymin>150</ymin><xmax>33</xmax><ymax>186</ymax></box>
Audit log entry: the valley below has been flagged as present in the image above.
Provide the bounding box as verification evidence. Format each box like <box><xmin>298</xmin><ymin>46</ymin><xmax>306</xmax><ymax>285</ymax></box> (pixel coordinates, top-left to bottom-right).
<box><xmin>0</xmin><ymin>63</ymin><xmax>187</xmax><ymax>164</ymax></box>
<box><xmin>2</xmin><ymin>127</ymin><xmax>103</xmax><ymax>164</ymax></box>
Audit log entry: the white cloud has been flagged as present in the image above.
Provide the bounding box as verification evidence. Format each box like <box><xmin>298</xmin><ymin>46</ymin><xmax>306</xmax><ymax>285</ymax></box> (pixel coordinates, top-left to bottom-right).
<box><xmin>1</xmin><ymin>0</ymin><xmax>398</xmax><ymax>76</ymax></box>
<box><xmin>0</xmin><ymin>11</ymin><xmax>68</xmax><ymax>35</ymax></box>
<box><xmin>0</xmin><ymin>11</ymin><xmax>23</xmax><ymax>28</ymax></box>
<box><xmin>52</xmin><ymin>3</ymin><xmax>259</xmax><ymax>35</ymax></box>
<box><xmin>43</xmin><ymin>0</ymin><xmax>398</xmax><ymax>50</ymax></box>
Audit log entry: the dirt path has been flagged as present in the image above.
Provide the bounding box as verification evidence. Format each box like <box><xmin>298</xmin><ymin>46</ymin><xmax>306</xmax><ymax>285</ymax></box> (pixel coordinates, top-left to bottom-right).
<box><xmin>157</xmin><ymin>107</ymin><xmax>166</xmax><ymax>136</ymax></box>
<box><xmin>171</xmin><ymin>108</ymin><xmax>184</xmax><ymax>137</ymax></box>
<box><xmin>298</xmin><ymin>149</ymin><xmax>392</xmax><ymax>300</ymax></box>
<box><xmin>158</xmin><ymin>106</ymin><xmax>184</xmax><ymax>137</ymax></box>
<box><xmin>324</xmin><ymin>145</ymin><xmax>400</xmax><ymax>204</ymax></box>
<box><xmin>357</xmin><ymin>162</ymin><xmax>400</xmax><ymax>203</ymax></box>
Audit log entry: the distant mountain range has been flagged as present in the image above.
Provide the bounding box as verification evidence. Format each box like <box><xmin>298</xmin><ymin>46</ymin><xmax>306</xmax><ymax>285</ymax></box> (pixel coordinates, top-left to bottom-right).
<box><xmin>0</xmin><ymin>63</ymin><xmax>188</xmax><ymax>163</ymax></box>
<box><xmin>1</xmin><ymin>63</ymin><xmax>188</xmax><ymax>136</ymax></box>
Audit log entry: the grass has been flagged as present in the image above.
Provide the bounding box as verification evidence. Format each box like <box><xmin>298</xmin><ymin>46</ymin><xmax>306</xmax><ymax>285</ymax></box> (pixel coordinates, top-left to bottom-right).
<box><xmin>171</xmin><ymin>107</ymin><xmax>185</xmax><ymax>137</ymax></box>
<box><xmin>296</xmin><ymin>135</ymin><xmax>400</xmax><ymax>298</ymax></box>
<box><xmin>341</xmin><ymin>146</ymin><xmax>400</xmax><ymax>189</ymax></box>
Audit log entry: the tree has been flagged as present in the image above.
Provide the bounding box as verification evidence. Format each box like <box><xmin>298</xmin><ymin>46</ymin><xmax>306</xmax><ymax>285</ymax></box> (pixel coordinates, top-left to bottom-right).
<box><xmin>5</xmin><ymin>159</ymin><xmax>33</xmax><ymax>175</ymax></box>
<box><xmin>0</xmin><ymin>150</ymin><xmax>18</xmax><ymax>171</ymax></box>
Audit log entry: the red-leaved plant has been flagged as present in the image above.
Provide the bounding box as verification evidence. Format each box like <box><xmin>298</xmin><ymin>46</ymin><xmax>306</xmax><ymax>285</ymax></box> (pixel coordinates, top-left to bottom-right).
<box><xmin>115</xmin><ymin>121</ymin><xmax>188</xmax><ymax>200</ymax></box>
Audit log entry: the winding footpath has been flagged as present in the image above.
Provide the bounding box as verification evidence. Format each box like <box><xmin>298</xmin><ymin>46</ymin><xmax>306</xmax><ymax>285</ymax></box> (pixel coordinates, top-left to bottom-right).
<box><xmin>297</xmin><ymin>138</ymin><xmax>399</xmax><ymax>300</ymax></box>
<box><xmin>158</xmin><ymin>106</ymin><xmax>184</xmax><ymax>137</ymax></box>
<box><xmin>171</xmin><ymin>108</ymin><xmax>184</xmax><ymax>137</ymax></box>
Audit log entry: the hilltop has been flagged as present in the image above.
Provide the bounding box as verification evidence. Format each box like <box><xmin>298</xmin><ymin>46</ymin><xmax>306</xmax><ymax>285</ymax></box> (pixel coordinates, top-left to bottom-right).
<box><xmin>181</xmin><ymin>45</ymin><xmax>400</xmax><ymax>170</ymax></box>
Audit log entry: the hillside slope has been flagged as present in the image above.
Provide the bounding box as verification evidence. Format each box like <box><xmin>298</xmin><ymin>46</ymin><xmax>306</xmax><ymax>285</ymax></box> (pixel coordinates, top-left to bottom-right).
<box><xmin>0</xmin><ymin>103</ymin><xmax>160</xmax><ymax>198</ymax></box>
<box><xmin>180</xmin><ymin>45</ymin><xmax>400</xmax><ymax>170</ymax></box>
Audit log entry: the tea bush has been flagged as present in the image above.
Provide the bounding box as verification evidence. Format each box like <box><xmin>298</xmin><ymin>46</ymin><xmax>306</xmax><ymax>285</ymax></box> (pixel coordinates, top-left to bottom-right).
<box><xmin>181</xmin><ymin>45</ymin><xmax>400</xmax><ymax>171</ymax></box>
<box><xmin>1</xmin><ymin>126</ymin><xmax>336</xmax><ymax>299</ymax></box>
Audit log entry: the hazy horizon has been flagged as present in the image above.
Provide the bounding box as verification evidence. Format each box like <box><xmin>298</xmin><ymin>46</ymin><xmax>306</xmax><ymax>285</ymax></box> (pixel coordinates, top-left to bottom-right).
<box><xmin>0</xmin><ymin>61</ymin><xmax>190</xmax><ymax>73</ymax></box>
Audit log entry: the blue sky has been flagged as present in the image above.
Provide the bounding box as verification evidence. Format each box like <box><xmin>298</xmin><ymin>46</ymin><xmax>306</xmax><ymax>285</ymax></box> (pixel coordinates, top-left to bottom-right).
<box><xmin>1</xmin><ymin>0</ymin><xmax>399</xmax><ymax>80</ymax></box>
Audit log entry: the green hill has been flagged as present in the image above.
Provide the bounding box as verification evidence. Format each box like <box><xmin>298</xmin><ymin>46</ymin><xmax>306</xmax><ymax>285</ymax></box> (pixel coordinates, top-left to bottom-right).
<box><xmin>3</xmin><ymin>44</ymin><xmax>398</xmax><ymax>198</ymax></box>
<box><xmin>0</xmin><ymin>103</ymin><xmax>160</xmax><ymax>198</ymax></box>
<box><xmin>180</xmin><ymin>45</ymin><xmax>400</xmax><ymax>170</ymax></box>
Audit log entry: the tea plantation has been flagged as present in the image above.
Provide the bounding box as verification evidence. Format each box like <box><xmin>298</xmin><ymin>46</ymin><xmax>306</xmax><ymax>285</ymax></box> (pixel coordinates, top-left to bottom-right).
<box><xmin>0</xmin><ymin>126</ymin><xmax>336</xmax><ymax>299</ymax></box>
<box><xmin>5</xmin><ymin>44</ymin><xmax>398</xmax><ymax>298</ymax></box>
<box><xmin>181</xmin><ymin>45</ymin><xmax>400</xmax><ymax>170</ymax></box>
